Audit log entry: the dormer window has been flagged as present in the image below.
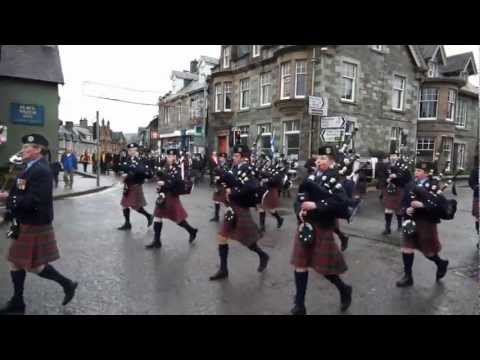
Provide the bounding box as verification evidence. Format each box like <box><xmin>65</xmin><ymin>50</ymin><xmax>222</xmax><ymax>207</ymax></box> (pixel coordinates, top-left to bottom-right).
<box><xmin>252</xmin><ymin>45</ymin><xmax>260</xmax><ymax>58</ymax></box>
<box><xmin>372</xmin><ymin>45</ymin><xmax>384</xmax><ymax>51</ymax></box>
<box><xmin>223</xmin><ymin>46</ymin><xmax>231</xmax><ymax>69</ymax></box>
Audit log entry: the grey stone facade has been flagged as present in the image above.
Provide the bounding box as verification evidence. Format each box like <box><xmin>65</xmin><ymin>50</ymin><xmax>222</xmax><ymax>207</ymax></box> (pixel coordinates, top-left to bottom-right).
<box><xmin>207</xmin><ymin>45</ymin><xmax>424</xmax><ymax>163</ymax></box>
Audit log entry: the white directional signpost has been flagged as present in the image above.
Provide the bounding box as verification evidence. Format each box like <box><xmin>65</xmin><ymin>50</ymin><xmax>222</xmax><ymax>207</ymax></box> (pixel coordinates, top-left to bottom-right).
<box><xmin>320</xmin><ymin>116</ymin><xmax>345</xmax><ymax>129</ymax></box>
<box><xmin>309</xmin><ymin>96</ymin><xmax>328</xmax><ymax>116</ymax></box>
<box><xmin>320</xmin><ymin>128</ymin><xmax>344</xmax><ymax>142</ymax></box>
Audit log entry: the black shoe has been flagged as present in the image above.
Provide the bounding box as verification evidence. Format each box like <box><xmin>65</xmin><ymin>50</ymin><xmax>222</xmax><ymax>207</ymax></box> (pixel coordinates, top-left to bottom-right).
<box><xmin>0</xmin><ymin>298</ymin><xmax>26</xmax><ymax>315</ymax></box>
<box><xmin>62</xmin><ymin>281</ymin><xmax>78</xmax><ymax>306</ymax></box>
<box><xmin>259</xmin><ymin>226</ymin><xmax>266</xmax><ymax>234</ymax></box>
<box><xmin>277</xmin><ymin>217</ymin><xmax>284</xmax><ymax>229</ymax></box>
<box><xmin>340</xmin><ymin>235</ymin><xmax>349</xmax><ymax>252</ymax></box>
<box><xmin>382</xmin><ymin>228</ymin><xmax>391</xmax><ymax>235</ymax></box>
<box><xmin>258</xmin><ymin>253</ymin><xmax>270</xmax><ymax>272</ymax></box>
<box><xmin>209</xmin><ymin>269</ymin><xmax>228</xmax><ymax>281</ymax></box>
<box><xmin>436</xmin><ymin>260</ymin><xmax>449</xmax><ymax>281</ymax></box>
<box><xmin>145</xmin><ymin>240</ymin><xmax>162</xmax><ymax>249</ymax></box>
<box><xmin>290</xmin><ymin>304</ymin><xmax>306</xmax><ymax>315</ymax></box>
<box><xmin>147</xmin><ymin>215</ymin><xmax>154</xmax><ymax>227</ymax></box>
<box><xmin>117</xmin><ymin>223</ymin><xmax>132</xmax><ymax>231</ymax></box>
<box><xmin>340</xmin><ymin>285</ymin><xmax>352</xmax><ymax>312</ymax></box>
<box><xmin>189</xmin><ymin>229</ymin><xmax>198</xmax><ymax>244</ymax></box>
<box><xmin>396</xmin><ymin>275</ymin><xmax>413</xmax><ymax>287</ymax></box>
<box><xmin>209</xmin><ymin>216</ymin><xmax>219</xmax><ymax>222</ymax></box>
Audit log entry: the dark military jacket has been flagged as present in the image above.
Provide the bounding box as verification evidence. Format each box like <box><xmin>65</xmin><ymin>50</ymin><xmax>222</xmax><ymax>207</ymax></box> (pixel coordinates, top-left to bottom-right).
<box><xmin>7</xmin><ymin>157</ymin><xmax>53</xmax><ymax>225</ymax></box>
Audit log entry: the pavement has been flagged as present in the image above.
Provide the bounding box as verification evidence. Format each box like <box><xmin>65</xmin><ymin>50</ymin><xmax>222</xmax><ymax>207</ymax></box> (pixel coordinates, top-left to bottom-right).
<box><xmin>0</xmin><ymin>177</ymin><xmax>477</xmax><ymax>315</ymax></box>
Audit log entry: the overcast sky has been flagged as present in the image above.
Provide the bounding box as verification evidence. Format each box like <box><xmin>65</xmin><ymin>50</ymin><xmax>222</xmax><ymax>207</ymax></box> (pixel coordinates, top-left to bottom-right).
<box><xmin>58</xmin><ymin>45</ymin><xmax>479</xmax><ymax>134</ymax></box>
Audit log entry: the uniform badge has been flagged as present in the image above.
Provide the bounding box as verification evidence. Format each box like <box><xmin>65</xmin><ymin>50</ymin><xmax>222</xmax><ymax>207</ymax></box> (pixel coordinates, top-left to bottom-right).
<box><xmin>17</xmin><ymin>178</ymin><xmax>27</xmax><ymax>190</ymax></box>
<box><xmin>28</xmin><ymin>135</ymin><xmax>34</xmax><ymax>142</ymax></box>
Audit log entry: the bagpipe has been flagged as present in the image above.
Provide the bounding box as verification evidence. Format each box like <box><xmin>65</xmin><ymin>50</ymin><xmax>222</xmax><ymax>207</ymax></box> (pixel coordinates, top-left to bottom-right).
<box><xmin>2</xmin><ymin>151</ymin><xmax>24</xmax><ymax>240</ymax></box>
<box><xmin>155</xmin><ymin>161</ymin><xmax>193</xmax><ymax>207</ymax></box>
<box><xmin>402</xmin><ymin>160</ymin><xmax>458</xmax><ymax>240</ymax></box>
<box><xmin>385</xmin><ymin>157</ymin><xmax>414</xmax><ymax>195</ymax></box>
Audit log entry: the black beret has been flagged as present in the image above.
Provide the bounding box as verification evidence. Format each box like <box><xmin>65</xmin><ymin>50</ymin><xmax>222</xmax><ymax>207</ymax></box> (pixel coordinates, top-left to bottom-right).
<box><xmin>22</xmin><ymin>133</ymin><xmax>49</xmax><ymax>147</ymax></box>
<box><xmin>318</xmin><ymin>145</ymin><xmax>336</xmax><ymax>157</ymax></box>
<box><xmin>166</xmin><ymin>148</ymin><xmax>178</xmax><ymax>156</ymax></box>
<box><xmin>127</xmin><ymin>143</ymin><xmax>139</xmax><ymax>149</ymax></box>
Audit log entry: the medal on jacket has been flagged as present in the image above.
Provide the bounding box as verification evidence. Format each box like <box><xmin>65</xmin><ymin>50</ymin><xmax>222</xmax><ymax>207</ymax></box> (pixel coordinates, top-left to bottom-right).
<box><xmin>17</xmin><ymin>178</ymin><xmax>27</xmax><ymax>190</ymax></box>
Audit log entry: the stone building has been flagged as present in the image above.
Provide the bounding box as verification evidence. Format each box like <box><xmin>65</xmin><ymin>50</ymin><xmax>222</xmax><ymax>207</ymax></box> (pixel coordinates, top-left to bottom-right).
<box><xmin>415</xmin><ymin>45</ymin><xmax>478</xmax><ymax>173</ymax></box>
<box><xmin>158</xmin><ymin>56</ymin><xmax>218</xmax><ymax>154</ymax></box>
<box><xmin>207</xmin><ymin>45</ymin><xmax>425</xmax><ymax>163</ymax></box>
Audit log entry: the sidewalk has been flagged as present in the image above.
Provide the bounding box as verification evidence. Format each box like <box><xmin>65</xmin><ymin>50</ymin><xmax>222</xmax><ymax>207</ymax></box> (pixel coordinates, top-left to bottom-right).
<box><xmin>53</xmin><ymin>171</ymin><xmax>118</xmax><ymax>200</ymax></box>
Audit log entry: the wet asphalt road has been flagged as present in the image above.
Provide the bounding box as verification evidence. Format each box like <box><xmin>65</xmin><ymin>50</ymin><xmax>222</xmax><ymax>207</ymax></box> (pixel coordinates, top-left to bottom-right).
<box><xmin>0</xmin><ymin>180</ymin><xmax>478</xmax><ymax>315</ymax></box>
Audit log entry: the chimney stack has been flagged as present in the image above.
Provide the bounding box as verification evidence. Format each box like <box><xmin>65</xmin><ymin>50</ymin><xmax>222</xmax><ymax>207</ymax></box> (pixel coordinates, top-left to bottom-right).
<box><xmin>79</xmin><ymin>118</ymin><xmax>88</xmax><ymax>128</ymax></box>
<box><xmin>190</xmin><ymin>59</ymin><xmax>199</xmax><ymax>74</ymax></box>
<box><xmin>65</xmin><ymin>121</ymin><xmax>74</xmax><ymax>129</ymax></box>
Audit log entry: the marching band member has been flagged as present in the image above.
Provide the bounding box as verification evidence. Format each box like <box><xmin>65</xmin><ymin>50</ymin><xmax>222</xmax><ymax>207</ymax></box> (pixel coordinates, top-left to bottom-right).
<box><xmin>209</xmin><ymin>145</ymin><xmax>270</xmax><ymax>281</ymax></box>
<box><xmin>117</xmin><ymin>143</ymin><xmax>154</xmax><ymax>231</ymax></box>
<box><xmin>146</xmin><ymin>148</ymin><xmax>198</xmax><ymax>249</ymax></box>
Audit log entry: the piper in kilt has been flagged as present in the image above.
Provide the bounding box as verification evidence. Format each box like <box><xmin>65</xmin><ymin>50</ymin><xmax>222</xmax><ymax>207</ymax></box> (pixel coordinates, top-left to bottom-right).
<box><xmin>468</xmin><ymin>156</ymin><xmax>479</xmax><ymax>248</ymax></box>
<box><xmin>145</xmin><ymin>148</ymin><xmax>198</xmax><ymax>249</ymax></box>
<box><xmin>381</xmin><ymin>152</ymin><xmax>411</xmax><ymax>235</ymax></box>
<box><xmin>117</xmin><ymin>143</ymin><xmax>154</xmax><ymax>231</ymax></box>
<box><xmin>396</xmin><ymin>161</ymin><xmax>449</xmax><ymax>288</ymax></box>
<box><xmin>257</xmin><ymin>162</ymin><xmax>284</xmax><ymax>233</ymax></box>
<box><xmin>0</xmin><ymin>134</ymin><xmax>78</xmax><ymax>315</ymax></box>
<box><xmin>210</xmin><ymin>152</ymin><xmax>228</xmax><ymax>222</ymax></box>
<box><xmin>290</xmin><ymin>146</ymin><xmax>352</xmax><ymax>315</ymax></box>
<box><xmin>209</xmin><ymin>145</ymin><xmax>270</xmax><ymax>281</ymax></box>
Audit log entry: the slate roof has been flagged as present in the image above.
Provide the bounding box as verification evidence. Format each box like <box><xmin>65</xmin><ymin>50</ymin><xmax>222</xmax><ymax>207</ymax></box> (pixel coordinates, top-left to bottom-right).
<box><xmin>171</xmin><ymin>70</ymin><xmax>198</xmax><ymax>81</ymax></box>
<box><xmin>0</xmin><ymin>45</ymin><xmax>64</xmax><ymax>84</ymax></box>
<box><xmin>112</xmin><ymin>131</ymin><xmax>126</xmax><ymax>143</ymax></box>
<box><xmin>441</xmin><ymin>52</ymin><xmax>477</xmax><ymax>75</ymax></box>
<box><xmin>417</xmin><ymin>45</ymin><xmax>440</xmax><ymax>60</ymax></box>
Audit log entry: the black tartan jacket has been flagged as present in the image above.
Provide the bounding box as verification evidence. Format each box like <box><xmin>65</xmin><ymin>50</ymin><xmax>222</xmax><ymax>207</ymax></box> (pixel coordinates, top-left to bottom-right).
<box><xmin>6</xmin><ymin>157</ymin><xmax>54</xmax><ymax>225</ymax></box>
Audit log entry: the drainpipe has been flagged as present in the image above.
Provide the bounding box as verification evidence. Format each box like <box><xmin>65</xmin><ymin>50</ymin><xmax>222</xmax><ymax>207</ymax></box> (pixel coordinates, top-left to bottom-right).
<box><xmin>308</xmin><ymin>47</ymin><xmax>317</xmax><ymax>159</ymax></box>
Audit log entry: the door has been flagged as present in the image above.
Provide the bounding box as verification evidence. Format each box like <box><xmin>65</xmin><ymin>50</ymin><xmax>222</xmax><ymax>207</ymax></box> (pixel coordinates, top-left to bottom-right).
<box><xmin>218</xmin><ymin>136</ymin><xmax>227</xmax><ymax>154</ymax></box>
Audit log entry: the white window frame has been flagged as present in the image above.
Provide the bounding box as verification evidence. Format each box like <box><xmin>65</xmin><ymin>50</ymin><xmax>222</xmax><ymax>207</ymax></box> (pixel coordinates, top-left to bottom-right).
<box><xmin>223</xmin><ymin>46</ymin><xmax>231</xmax><ymax>69</ymax></box>
<box><xmin>455</xmin><ymin>98</ymin><xmax>467</xmax><ymax>128</ymax></box>
<box><xmin>372</xmin><ymin>45</ymin><xmax>384</xmax><ymax>51</ymax></box>
<box><xmin>283</xmin><ymin>120</ymin><xmax>300</xmax><ymax>158</ymax></box>
<box><xmin>442</xmin><ymin>137</ymin><xmax>453</xmax><ymax>171</ymax></box>
<box><xmin>260</xmin><ymin>72</ymin><xmax>271</xmax><ymax>106</ymax></box>
<box><xmin>224</xmin><ymin>82</ymin><xmax>232</xmax><ymax>112</ymax></box>
<box><xmin>446</xmin><ymin>89</ymin><xmax>456</xmax><ymax>121</ymax></box>
<box><xmin>215</xmin><ymin>83</ymin><xmax>222</xmax><ymax>112</ymax></box>
<box><xmin>165</xmin><ymin>107</ymin><xmax>170</xmax><ymax>124</ymax></box>
<box><xmin>341</xmin><ymin>61</ymin><xmax>357</xmax><ymax>103</ymax></box>
<box><xmin>392</xmin><ymin>75</ymin><xmax>406</xmax><ymax>111</ymax></box>
<box><xmin>240</xmin><ymin>78</ymin><xmax>250</xmax><ymax>110</ymax></box>
<box><xmin>280</xmin><ymin>62</ymin><xmax>291</xmax><ymax>100</ymax></box>
<box><xmin>177</xmin><ymin>103</ymin><xmax>182</xmax><ymax>123</ymax></box>
<box><xmin>295</xmin><ymin>60</ymin><xmax>307</xmax><ymax>98</ymax></box>
<box><xmin>416</xmin><ymin>137</ymin><xmax>435</xmax><ymax>160</ymax></box>
<box><xmin>252</xmin><ymin>45</ymin><xmax>260</xmax><ymax>58</ymax></box>
<box><xmin>427</xmin><ymin>61</ymin><xmax>438</xmax><ymax>78</ymax></box>
<box><xmin>418</xmin><ymin>88</ymin><xmax>439</xmax><ymax>120</ymax></box>
<box><xmin>257</xmin><ymin>123</ymin><xmax>272</xmax><ymax>153</ymax></box>
<box><xmin>454</xmin><ymin>143</ymin><xmax>466</xmax><ymax>170</ymax></box>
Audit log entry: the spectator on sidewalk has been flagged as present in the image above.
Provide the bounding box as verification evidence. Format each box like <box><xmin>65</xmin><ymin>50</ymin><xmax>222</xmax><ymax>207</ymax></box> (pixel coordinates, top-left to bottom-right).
<box><xmin>79</xmin><ymin>151</ymin><xmax>90</xmax><ymax>173</ymax></box>
<box><xmin>61</xmin><ymin>151</ymin><xmax>77</xmax><ymax>189</ymax></box>
<box><xmin>50</xmin><ymin>161</ymin><xmax>62</xmax><ymax>188</ymax></box>
<box><xmin>92</xmin><ymin>152</ymin><xmax>97</xmax><ymax>174</ymax></box>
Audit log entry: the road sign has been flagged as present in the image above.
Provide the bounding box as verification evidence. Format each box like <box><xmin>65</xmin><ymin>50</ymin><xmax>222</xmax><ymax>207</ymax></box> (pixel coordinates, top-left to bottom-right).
<box><xmin>309</xmin><ymin>96</ymin><xmax>328</xmax><ymax>116</ymax></box>
<box><xmin>320</xmin><ymin>129</ymin><xmax>344</xmax><ymax>142</ymax></box>
<box><xmin>320</xmin><ymin>116</ymin><xmax>345</xmax><ymax>129</ymax></box>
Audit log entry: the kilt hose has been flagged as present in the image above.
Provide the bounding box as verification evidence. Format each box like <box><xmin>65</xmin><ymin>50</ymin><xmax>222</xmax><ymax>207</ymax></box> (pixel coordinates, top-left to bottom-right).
<box><xmin>472</xmin><ymin>198</ymin><xmax>479</xmax><ymax>220</ymax></box>
<box><xmin>261</xmin><ymin>187</ymin><xmax>280</xmax><ymax>210</ymax></box>
<box><xmin>7</xmin><ymin>224</ymin><xmax>60</xmax><ymax>270</ymax></box>
<box><xmin>219</xmin><ymin>205</ymin><xmax>261</xmax><ymax>248</ymax></box>
<box><xmin>213</xmin><ymin>187</ymin><xmax>227</xmax><ymax>204</ymax></box>
<box><xmin>291</xmin><ymin>223</ymin><xmax>348</xmax><ymax>275</ymax></box>
<box><xmin>382</xmin><ymin>188</ymin><xmax>404</xmax><ymax>214</ymax></box>
<box><xmin>121</xmin><ymin>184</ymin><xmax>147</xmax><ymax>210</ymax></box>
<box><xmin>402</xmin><ymin>218</ymin><xmax>441</xmax><ymax>255</ymax></box>
<box><xmin>154</xmin><ymin>193</ymin><xmax>188</xmax><ymax>223</ymax></box>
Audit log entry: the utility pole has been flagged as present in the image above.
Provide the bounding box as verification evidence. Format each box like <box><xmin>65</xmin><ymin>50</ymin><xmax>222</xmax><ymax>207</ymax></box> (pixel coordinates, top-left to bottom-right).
<box><xmin>96</xmin><ymin>110</ymin><xmax>100</xmax><ymax>187</ymax></box>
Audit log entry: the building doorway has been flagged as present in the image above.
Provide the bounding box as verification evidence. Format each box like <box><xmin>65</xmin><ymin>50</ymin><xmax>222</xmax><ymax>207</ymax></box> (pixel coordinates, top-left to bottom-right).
<box><xmin>218</xmin><ymin>135</ymin><xmax>227</xmax><ymax>154</ymax></box>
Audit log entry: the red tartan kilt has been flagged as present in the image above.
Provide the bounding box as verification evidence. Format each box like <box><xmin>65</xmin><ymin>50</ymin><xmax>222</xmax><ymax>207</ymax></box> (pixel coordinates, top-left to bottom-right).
<box><xmin>261</xmin><ymin>188</ymin><xmax>280</xmax><ymax>210</ymax></box>
<box><xmin>382</xmin><ymin>188</ymin><xmax>404</xmax><ymax>212</ymax></box>
<box><xmin>472</xmin><ymin>198</ymin><xmax>479</xmax><ymax>219</ymax></box>
<box><xmin>7</xmin><ymin>224</ymin><xmax>59</xmax><ymax>270</ymax></box>
<box><xmin>402</xmin><ymin>218</ymin><xmax>441</xmax><ymax>255</ymax></box>
<box><xmin>219</xmin><ymin>205</ymin><xmax>261</xmax><ymax>247</ymax></box>
<box><xmin>154</xmin><ymin>193</ymin><xmax>188</xmax><ymax>223</ymax></box>
<box><xmin>213</xmin><ymin>187</ymin><xmax>227</xmax><ymax>204</ymax></box>
<box><xmin>291</xmin><ymin>223</ymin><xmax>348</xmax><ymax>275</ymax></box>
<box><xmin>121</xmin><ymin>184</ymin><xmax>147</xmax><ymax>210</ymax></box>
